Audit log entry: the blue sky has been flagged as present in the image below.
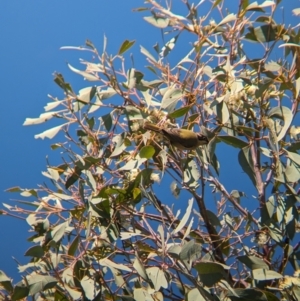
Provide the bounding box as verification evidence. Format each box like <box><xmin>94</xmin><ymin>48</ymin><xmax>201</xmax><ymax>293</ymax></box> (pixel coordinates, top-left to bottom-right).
<box><xmin>1</xmin><ymin>0</ymin><xmax>299</xmax><ymax>282</ymax></box>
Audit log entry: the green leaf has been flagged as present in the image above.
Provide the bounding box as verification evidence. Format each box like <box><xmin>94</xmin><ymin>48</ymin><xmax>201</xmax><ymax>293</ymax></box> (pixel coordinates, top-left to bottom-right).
<box><xmin>218</xmin><ymin>136</ymin><xmax>248</xmax><ymax>148</ymax></box>
<box><xmin>84</xmin><ymin>170</ymin><xmax>97</xmax><ymax>191</ymax></box>
<box><xmin>65</xmin><ymin>166</ymin><xmax>82</xmax><ymax>189</ymax></box>
<box><xmin>267</xmin><ymin>225</ymin><xmax>283</xmax><ymax>243</ymax></box>
<box><xmin>276</xmin><ymin>198</ymin><xmax>285</xmax><ymax>224</ymax></box>
<box><xmin>183</xmin><ymin>159</ymin><xmax>200</xmax><ymax>188</ymax></box>
<box><xmin>89</xmin><ymin>198</ymin><xmax>110</xmax><ymax>219</ymax></box>
<box><xmin>140</xmin><ymin>45</ymin><xmax>157</xmax><ymax>62</ymax></box>
<box><xmin>252</xmin><ymin>269</ymin><xmax>282</xmax><ymax>281</ymax></box>
<box><xmin>266</xmin><ymin>196</ymin><xmax>276</xmax><ymax>218</ymax></box>
<box><xmin>227</xmin><ymin>288</ymin><xmax>273</xmax><ymax>301</ymax></box>
<box><xmin>125</xmin><ymin>68</ymin><xmax>144</xmax><ymax>89</ymax></box>
<box><xmin>207</xmin><ymin>136</ymin><xmax>217</xmax><ymax>166</ymax></box>
<box><xmin>268</xmin><ymin>106</ymin><xmax>293</xmax><ymax>141</ymax></box>
<box><xmin>291</xmin><ymin>284</ymin><xmax>300</xmax><ymax>300</ymax></box>
<box><xmin>285</xmin><ymin>162</ymin><xmax>300</xmax><ymax>182</ymax></box>
<box><xmin>182</xmin><ymin>217</ymin><xmax>194</xmax><ymax>241</ymax></box>
<box><xmin>133</xmin><ymin>257</ymin><xmax>148</xmax><ymax>280</ymax></box>
<box><xmin>109</xmin><ymin>267</ymin><xmax>131</xmax><ymax>295</ymax></box>
<box><xmin>245</xmin><ymin>1</ymin><xmax>273</xmax><ymax>12</ymax></box>
<box><xmin>206</xmin><ymin>210</ymin><xmax>222</xmax><ymax>228</ymax></box>
<box><xmin>23</xmin><ymin>111</ymin><xmax>61</xmax><ymax>125</ymax></box>
<box><xmin>179</xmin><ymin>240</ymin><xmax>202</xmax><ymax>270</ymax></box>
<box><xmin>216</xmin><ymin>100</ymin><xmax>230</xmax><ymax>124</ymax></box>
<box><xmin>286</xmin><ymin>219</ymin><xmax>296</xmax><ymax>240</ymax></box>
<box><xmin>20</xmin><ymin>189</ymin><xmax>38</xmax><ymax>198</ymax></box>
<box><xmin>236</xmin><ymin>125</ymin><xmax>260</xmax><ymax>134</ymax></box>
<box><xmin>286</xmin><ymin>150</ymin><xmax>300</xmax><ymax>166</ymax></box>
<box><xmin>230</xmin><ymin>190</ymin><xmax>245</xmax><ymax>203</ymax></box>
<box><xmin>246</xmin><ymin>25</ymin><xmax>278</xmax><ymax>43</ymax></box>
<box><xmin>110</xmin><ymin>133</ymin><xmax>127</xmax><ymax>158</ymax></box>
<box><xmin>68</xmin><ymin>235</ymin><xmax>80</xmax><ymax>256</ymax></box>
<box><xmin>187</xmin><ymin>287</ymin><xmax>212</xmax><ymax>301</ymax></box>
<box><xmin>77</xmin><ymin>86</ymin><xmax>97</xmax><ymax>103</ymax></box>
<box><xmin>134</xmin><ymin>288</ymin><xmax>153</xmax><ymax>301</ymax></box>
<box><xmin>263</xmin><ymin>290</ymin><xmax>281</xmax><ymax>301</ymax></box>
<box><xmin>212</xmin><ymin>0</ymin><xmax>222</xmax><ymax>8</ymax></box>
<box><xmin>168</xmin><ymin>106</ymin><xmax>191</xmax><ymax>118</ymax></box>
<box><xmin>124</xmin><ymin>105</ymin><xmax>147</xmax><ymax>120</ymax></box>
<box><xmin>161</xmin><ymin>87</ymin><xmax>183</xmax><ymax>112</ymax></box>
<box><xmin>62</xmin><ymin>269</ymin><xmax>82</xmax><ymax>299</ymax></box>
<box><xmin>118</xmin><ymin>159</ymin><xmax>140</xmax><ymax>171</ymax></box>
<box><xmin>73</xmin><ymin>259</ymin><xmax>86</xmax><ymax>282</ymax></box>
<box><xmin>217</xmin><ymin>13</ymin><xmax>237</xmax><ymax>26</ymax></box>
<box><xmin>34</xmin><ymin>122</ymin><xmax>69</xmax><ymax>140</ymax></box>
<box><xmin>140</xmin><ymin>79</ymin><xmax>163</xmax><ymax>89</ymax></box>
<box><xmin>173</xmin><ymin>198</ymin><xmax>193</xmax><ymax>234</ymax></box>
<box><xmin>132</xmin><ymin>187</ymin><xmax>141</xmax><ymax>200</ymax></box>
<box><xmin>290</xmin><ymin>126</ymin><xmax>300</xmax><ymax>140</ymax></box>
<box><xmin>12</xmin><ymin>282</ymin><xmax>29</xmax><ymax>301</ymax></box>
<box><xmin>51</xmin><ymin>192</ymin><xmax>74</xmax><ymax>199</ymax></box>
<box><xmin>6</xmin><ymin>186</ymin><xmax>22</xmax><ymax>193</ymax></box>
<box><xmin>53</xmin><ymin>73</ymin><xmax>73</xmax><ymax>93</ymax></box>
<box><xmin>134</xmin><ymin>168</ymin><xmax>155</xmax><ymax>189</ymax></box>
<box><xmin>259</xmin><ymin>147</ymin><xmax>272</xmax><ymax>158</ymax></box>
<box><xmin>264</xmin><ymin>118</ymin><xmax>279</xmax><ymax>153</ymax></box>
<box><xmin>194</xmin><ymin>262</ymin><xmax>229</xmax><ymax>287</ymax></box>
<box><xmin>101</xmin><ymin>113</ymin><xmax>113</xmax><ymax>131</ymax></box>
<box><xmin>146</xmin><ymin>267</ymin><xmax>168</xmax><ymax>291</ymax></box>
<box><xmin>120</xmin><ymin>231</ymin><xmax>142</xmax><ymax>240</ymax></box>
<box><xmin>99</xmin><ymin>258</ymin><xmax>132</xmax><ymax>272</ymax></box>
<box><xmin>118</xmin><ymin>39</ymin><xmax>135</xmax><ymax>55</ymax></box>
<box><xmin>146</xmin><ymin>65</ymin><xmax>157</xmax><ymax>74</ymax></box>
<box><xmin>274</xmin><ymin>160</ymin><xmax>285</xmax><ymax>183</ymax></box>
<box><xmin>96</xmin><ymin>87</ymin><xmax>117</xmax><ymax>100</ymax></box>
<box><xmin>237</xmin><ymin>255</ymin><xmax>269</xmax><ymax>270</ymax></box>
<box><xmin>160</xmin><ymin>35</ymin><xmax>179</xmax><ymax>58</ymax></box>
<box><xmin>0</xmin><ymin>270</ymin><xmax>13</xmax><ymax>293</ymax></box>
<box><xmin>27</xmin><ymin>275</ymin><xmax>57</xmax><ymax>295</ymax></box>
<box><xmin>158</xmin><ymin>149</ymin><xmax>168</xmax><ymax>175</ymax></box>
<box><xmin>46</xmin><ymin>168</ymin><xmax>60</xmax><ymax>181</ymax></box>
<box><xmin>24</xmin><ymin>246</ymin><xmax>44</xmax><ymax>258</ymax></box>
<box><xmin>293</xmin><ymin>8</ymin><xmax>300</xmax><ymax>16</ymax></box>
<box><xmin>139</xmin><ymin>145</ymin><xmax>155</xmax><ymax>159</ymax></box>
<box><xmin>210</xmin><ymin>152</ymin><xmax>220</xmax><ymax>176</ymax></box>
<box><xmin>144</xmin><ymin>15</ymin><xmax>169</xmax><ymax>28</ymax></box>
<box><xmin>81</xmin><ymin>276</ymin><xmax>98</xmax><ymax>301</ymax></box>
<box><xmin>223</xmin><ymin>213</ymin><xmax>234</xmax><ymax>230</ymax></box>
<box><xmin>50</xmin><ymin>221</ymin><xmax>68</xmax><ymax>243</ymax></box>
<box><xmin>140</xmin><ymin>90</ymin><xmax>154</xmax><ymax>108</ymax></box>
<box><xmin>168</xmin><ymin>244</ymin><xmax>182</xmax><ymax>259</ymax></box>
<box><xmin>68</xmin><ymin>63</ymin><xmax>99</xmax><ymax>81</ymax></box>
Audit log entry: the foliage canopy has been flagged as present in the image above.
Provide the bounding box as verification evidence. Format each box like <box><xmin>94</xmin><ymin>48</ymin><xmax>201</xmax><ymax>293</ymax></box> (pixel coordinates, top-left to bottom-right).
<box><xmin>2</xmin><ymin>0</ymin><xmax>300</xmax><ymax>300</ymax></box>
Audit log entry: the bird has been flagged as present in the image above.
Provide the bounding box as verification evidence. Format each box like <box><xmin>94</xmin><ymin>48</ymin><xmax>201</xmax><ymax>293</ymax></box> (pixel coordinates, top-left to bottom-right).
<box><xmin>143</xmin><ymin>122</ymin><xmax>209</xmax><ymax>150</ymax></box>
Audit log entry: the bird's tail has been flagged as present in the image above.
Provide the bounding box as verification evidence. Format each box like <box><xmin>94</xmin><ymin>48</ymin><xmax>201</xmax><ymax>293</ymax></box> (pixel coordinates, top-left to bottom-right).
<box><xmin>143</xmin><ymin>122</ymin><xmax>162</xmax><ymax>133</ymax></box>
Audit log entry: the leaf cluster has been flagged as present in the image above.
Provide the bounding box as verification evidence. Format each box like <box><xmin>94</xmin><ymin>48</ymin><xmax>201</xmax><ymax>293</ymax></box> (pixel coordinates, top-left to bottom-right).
<box><xmin>2</xmin><ymin>1</ymin><xmax>300</xmax><ymax>301</ymax></box>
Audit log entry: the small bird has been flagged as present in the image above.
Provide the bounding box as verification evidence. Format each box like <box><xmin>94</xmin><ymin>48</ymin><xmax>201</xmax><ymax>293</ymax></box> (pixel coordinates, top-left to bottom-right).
<box><xmin>143</xmin><ymin>122</ymin><xmax>209</xmax><ymax>150</ymax></box>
